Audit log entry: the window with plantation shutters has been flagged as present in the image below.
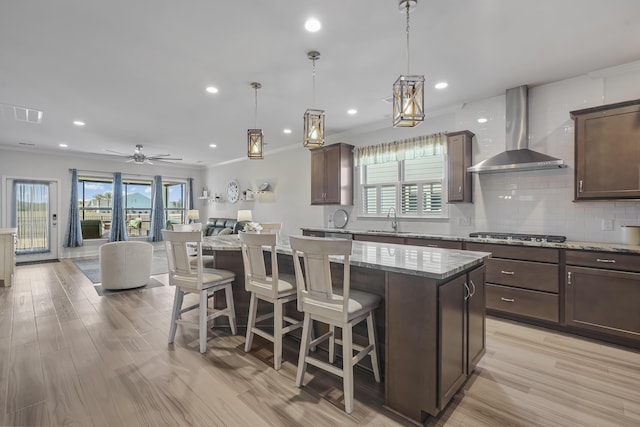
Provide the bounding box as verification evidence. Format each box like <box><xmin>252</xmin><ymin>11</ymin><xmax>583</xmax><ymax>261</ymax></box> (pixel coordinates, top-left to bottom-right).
<box><xmin>357</xmin><ymin>148</ymin><xmax>446</xmax><ymax>218</ymax></box>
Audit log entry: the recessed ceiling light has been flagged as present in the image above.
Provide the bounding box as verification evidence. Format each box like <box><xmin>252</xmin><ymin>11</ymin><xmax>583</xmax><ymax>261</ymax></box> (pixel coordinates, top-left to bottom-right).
<box><xmin>206</xmin><ymin>86</ymin><xmax>219</xmax><ymax>94</ymax></box>
<box><xmin>434</xmin><ymin>82</ymin><xmax>448</xmax><ymax>90</ymax></box>
<box><xmin>73</xmin><ymin>120</ymin><xmax>85</xmax><ymax>126</ymax></box>
<box><xmin>209</xmin><ymin>143</ymin><xmax>217</xmax><ymax>148</ymax></box>
<box><xmin>59</xmin><ymin>143</ymin><xmax>68</xmax><ymax>148</ymax></box>
<box><xmin>283</xmin><ymin>129</ymin><xmax>292</xmax><ymax>134</ymax></box>
<box><xmin>347</xmin><ymin>108</ymin><xmax>358</xmax><ymax>115</ymax></box>
<box><xmin>477</xmin><ymin>117</ymin><xmax>488</xmax><ymax>123</ymax></box>
<box><xmin>305</xmin><ymin>18</ymin><xmax>321</xmax><ymax>32</ymax></box>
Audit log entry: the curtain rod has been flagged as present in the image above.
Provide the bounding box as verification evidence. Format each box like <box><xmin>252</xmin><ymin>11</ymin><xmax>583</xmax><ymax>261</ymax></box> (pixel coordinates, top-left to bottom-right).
<box><xmin>69</xmin><ymin>168</ymin><xmax>191</xmax><ymax>182</ymax></box>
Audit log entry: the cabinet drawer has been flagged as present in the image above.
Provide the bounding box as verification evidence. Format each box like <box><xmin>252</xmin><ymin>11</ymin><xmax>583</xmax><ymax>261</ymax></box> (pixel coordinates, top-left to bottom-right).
<box><xmin>486</xmin><ymin>284</ymin><xmax>559</xmax><ymax>323</ymax></box>
<box><xmin>486</xmin><ymin>258</ymin><xmax>558</xmax><ymax>293</ymax></box>
<box><xmin>405</xmin><ymin>238</ymin><xmax>463</xmax><ymax>250</ymax></box>
<box><xmin>465</xmin><ymin>243</ymin><xmax>559</xmax><ymax>263</ymax></box>
<box><xmin>566</xmin><ymin>250</ymin><xmax>640</xmax><ymax>273</ymax></box>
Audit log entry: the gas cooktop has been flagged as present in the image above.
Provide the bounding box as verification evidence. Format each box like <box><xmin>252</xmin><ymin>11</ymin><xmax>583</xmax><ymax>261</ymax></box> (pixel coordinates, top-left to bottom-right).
<box><xmin>469</xmin><ymin>232</ymin><xmax>566</xmax><ymax>243</ymax></box>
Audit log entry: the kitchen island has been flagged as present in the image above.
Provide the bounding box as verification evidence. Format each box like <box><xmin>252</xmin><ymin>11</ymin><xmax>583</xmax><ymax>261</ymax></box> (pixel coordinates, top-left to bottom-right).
<box><xmin>202</xmin><ymin>235</ymin><xmax>491</xmax><ymax>423</ymax></box>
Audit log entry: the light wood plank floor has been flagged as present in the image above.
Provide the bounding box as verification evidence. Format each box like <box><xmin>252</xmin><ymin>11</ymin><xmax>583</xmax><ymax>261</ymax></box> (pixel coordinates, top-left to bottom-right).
<box><xmin>0</xmin><ymin>260</ymin><xmax>638</xmax><ymax>426</ymax></box>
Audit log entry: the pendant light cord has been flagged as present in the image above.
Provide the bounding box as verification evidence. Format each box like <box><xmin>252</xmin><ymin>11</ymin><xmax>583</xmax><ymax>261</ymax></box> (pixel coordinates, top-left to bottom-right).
<box><xmin>405</xmin><ymin>1</ymin><xmax>411</xmax><ymax>74</ymax></box>
<box><xmin>312</xmin><ymin>56</ymin><xmax>317</xmax><ymax>107</ymax></box>
<box><xmin>254</xmin><ymin>86</ymin><xmax>258</xmax><ymax>128</ymax></box>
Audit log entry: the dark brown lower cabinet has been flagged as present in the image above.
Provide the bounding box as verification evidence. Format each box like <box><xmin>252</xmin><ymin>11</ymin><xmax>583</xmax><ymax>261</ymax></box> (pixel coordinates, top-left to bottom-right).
<box><xmin>566</xmin><ymin>266</ymin><xmax>640</xmax><ymax>341</ymax></box>
<box><xmin>438</xmin><ymin>266</ymin><xmax>486</xmax><ymax>411</ymax></box>
<box><xmin>467</xmin><ymin>265</ymin><xmax>486</xmax><ymax>371</ymax></box>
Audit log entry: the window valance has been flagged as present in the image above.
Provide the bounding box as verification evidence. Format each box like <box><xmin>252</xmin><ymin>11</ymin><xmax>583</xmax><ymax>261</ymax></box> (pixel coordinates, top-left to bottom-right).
<box><xmin>354</xmin><ymin>132</ymin><xmax>447</xmax><ymax>166</ymax></box>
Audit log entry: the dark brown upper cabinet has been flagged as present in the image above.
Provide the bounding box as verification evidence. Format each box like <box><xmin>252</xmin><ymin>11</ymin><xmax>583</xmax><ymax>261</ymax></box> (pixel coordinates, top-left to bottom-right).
<box><xmin>310</xmin><ymin>142</ymin><xmax>353</xmax><ymax>205</ymax></box>
<box><xmin>571</xmin><ymin>99</ymin><xmax>640</xmax><ymax>200</ymax></box>
<box><xmin>447</xmin><ymin>131</ymin><xmax>474</xmax><ymax>203</ymax></box>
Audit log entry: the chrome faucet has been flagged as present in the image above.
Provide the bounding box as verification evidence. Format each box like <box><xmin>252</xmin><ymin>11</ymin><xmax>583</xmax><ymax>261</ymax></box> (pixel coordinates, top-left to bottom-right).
<box><xmin>387</xmin><ymin>207</ymin><xmax>398</xmax><ymax>232</ymax></box>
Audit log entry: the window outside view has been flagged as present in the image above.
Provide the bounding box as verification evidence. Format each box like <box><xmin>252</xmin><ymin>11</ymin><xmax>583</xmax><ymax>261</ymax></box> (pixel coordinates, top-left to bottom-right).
<box><xmin>78</xmin><ymin>178</ymin><xmax>185</xmax><ymax>239</ymax></box>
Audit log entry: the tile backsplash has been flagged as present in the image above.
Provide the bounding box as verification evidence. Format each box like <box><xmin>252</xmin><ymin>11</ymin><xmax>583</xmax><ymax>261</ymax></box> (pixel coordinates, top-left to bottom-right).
<box><xmin>327</xmin><ymin>71</ymin><xmax>640</xmax><ymax>244</ymax></box>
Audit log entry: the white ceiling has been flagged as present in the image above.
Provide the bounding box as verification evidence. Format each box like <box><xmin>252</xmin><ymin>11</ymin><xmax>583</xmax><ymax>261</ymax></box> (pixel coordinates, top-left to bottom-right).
<box><xmin>1</xmin><ymin>0</ymin><xmax>640</xmax><ymax>166</ymax></box>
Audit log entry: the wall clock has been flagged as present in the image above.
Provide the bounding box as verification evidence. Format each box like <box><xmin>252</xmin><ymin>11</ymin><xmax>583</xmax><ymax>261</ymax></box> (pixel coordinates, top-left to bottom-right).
<box><xmin>227</xmin><ymin>179</ymin><xmax>240</xmax><ymax>203</ymax></box>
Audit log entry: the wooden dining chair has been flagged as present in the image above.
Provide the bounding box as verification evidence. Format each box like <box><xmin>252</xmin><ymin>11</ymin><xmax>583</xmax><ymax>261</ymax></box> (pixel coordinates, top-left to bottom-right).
<box><xmin>289</xmin><ymin>235</ymin><xmax>381</xmax><ymax>414</ymax></box>
<box><xmin>163</xmin><ymin>230</ymin><xmax>237</xmax><ymax>353</ymax></box>
<box><xmin>239</xmin><ymin>231</ymin><xmax>302</xmax><ymax>370</ymax></box>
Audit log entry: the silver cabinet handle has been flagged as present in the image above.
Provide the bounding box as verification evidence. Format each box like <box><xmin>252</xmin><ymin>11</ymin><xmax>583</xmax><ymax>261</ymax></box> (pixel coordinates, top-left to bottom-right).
<box><xmin>567</xmin><ymin>271</ymin><xmax>572</xmax><ymax>285</ymax></box>
<box><xmin>500</xmin><ymin>270</ymin><xmax>515</xmax><ymax>275</ymax></box>
<box><xmin>427</xmin><ymin>244</ymin><xmax>438</xmax><ymax>248</ymax></box>
<box><xmin>500</xmin><ymin>297</ymin><xmax>515</xmax><ymax>303</ymax></box>
<box><xmin>469</xmin><ymin>279</ymin><xmax>476</xmax><ymax>298</ymax></box>
<box><xmin>458</xmin><ymin>185</ymin><xmax>462</xmax><ymax>193</ymax></box>
<box><xmin>596</xmin><ymin>258</ymin><xmax>616</xmax><ymax>263</ymax></box>
<box><xmin>579</xmin><ymin>180</ymin><xmax>583</xmax><ymax>192</ymax></box>
<box><xmin>464</xmin><ymin>282</ymin><xmax>470</xmax><ymax>301</ymax></box>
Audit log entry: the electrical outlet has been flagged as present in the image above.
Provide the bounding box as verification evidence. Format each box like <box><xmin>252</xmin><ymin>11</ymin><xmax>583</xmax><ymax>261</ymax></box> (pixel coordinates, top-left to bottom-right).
<box><xmin>457</xmin><ymin>217</ymin><xmax>471</xmax><ymax>226</ymax></box>
<box><xmin>602</xmin><ymin>219</ymin><xmax>614</xmax><ymax>231</ymax></box>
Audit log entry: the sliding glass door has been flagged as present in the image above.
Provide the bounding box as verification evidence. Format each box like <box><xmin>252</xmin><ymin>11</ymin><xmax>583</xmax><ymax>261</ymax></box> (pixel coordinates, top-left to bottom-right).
<box><xmin>8</xmin><ymin>179</ymin><xmax>58</xmax><ymax>262</ymax></box>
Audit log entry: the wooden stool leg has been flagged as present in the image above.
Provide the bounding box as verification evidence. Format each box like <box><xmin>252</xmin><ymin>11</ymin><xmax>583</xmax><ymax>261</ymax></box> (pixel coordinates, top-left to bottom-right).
<box><xmin>226</xmin><ymin>283</ymin><xmax>237</xmax><ymax>335</ymax></box>
<box><xmin>342</xmin><ymin>324</ymin><xmax>354</xmax><ymax>414</ymax></box>
<box><xmin>367</xmin><ymin>312</ymin><xmax>381</xmax><ymax>383</ymax></box>
<box><xmin>296</xmin><ymin>314</ymin><xmax>313</xmax><ymax>387</ymax></box>
<box><xmin>274</xmin><ymin>299</ymin><xmax>283</xmax><ymax>370</ymax></box>
<box><xmin>245</xmin><ymin>292</ymin><xmax>258</xmax><ymax>352</ymax></box>
<box><xmin>168</xmin><ymin>287</ymin><xmax>183</xmax><ymax>344</ymax></box>
<box><xmin>199</xmin><ymin>290</ymin><xmax>208</xmax><ymax>353</ymax></box>
<box><xmin>329</xmin><ymin>324</ymin><xmax>336</xmax><ymax>363</ymax></box>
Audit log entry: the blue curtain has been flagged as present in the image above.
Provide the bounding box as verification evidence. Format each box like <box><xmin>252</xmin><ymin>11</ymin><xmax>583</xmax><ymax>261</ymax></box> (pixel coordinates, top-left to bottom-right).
<box><xmin>188</xmin><ymin>177</ymin><xmax>195</xmax><ymax>210</ymax></box>
<box><xmin>148</xmin><ymin>175</ymin><xmax>164</xmax><ymax>242</ymax></box>
<box><xmin>63</xmin><ymin>169</ymin><xmax>83</xmax><ymax>247</ymax></box>
<box><xmin>109</xmin><ymin>172</ymin><xmax>128</xmax><ymax>242</ymax></box>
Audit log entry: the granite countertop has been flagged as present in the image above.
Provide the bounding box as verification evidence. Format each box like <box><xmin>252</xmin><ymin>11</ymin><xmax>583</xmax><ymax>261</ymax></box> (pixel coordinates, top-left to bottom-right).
<box><xmin>300</xmin><ymin>227</ymin><xmax>640</xmax><ymax>255</ymax></box>
<box><xmin>202</xmin><ymin>234</ymin><xmax>490</xmax><ymax>280</ymax></box>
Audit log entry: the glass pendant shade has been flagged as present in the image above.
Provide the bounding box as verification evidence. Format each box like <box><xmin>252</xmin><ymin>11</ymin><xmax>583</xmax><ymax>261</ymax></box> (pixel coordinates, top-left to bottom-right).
<box><xmin>393</xmin><ymin>74</ymin><xmax>425</xmax><ymax>127</ymax></box>
<box><xmin>247</xmin><ymin>128</ymin><xmax>263</xmax><ymax>159</ymax></box>
<box><xmin>303</xmin><ymin>108</ymin><xmax>325</xmax><ymax>148</ymax></box>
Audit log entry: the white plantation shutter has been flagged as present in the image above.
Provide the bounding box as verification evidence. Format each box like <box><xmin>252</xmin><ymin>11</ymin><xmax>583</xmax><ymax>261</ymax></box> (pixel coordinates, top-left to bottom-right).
<box><xmin>401</xmin><ymin>184</ymin><xmax>418</xmax><ymax>214</ymax></box>
<box><xmin>357</xmin><ymin>133</ymin><xmax>447</xmax><ymax>217</ymax></box>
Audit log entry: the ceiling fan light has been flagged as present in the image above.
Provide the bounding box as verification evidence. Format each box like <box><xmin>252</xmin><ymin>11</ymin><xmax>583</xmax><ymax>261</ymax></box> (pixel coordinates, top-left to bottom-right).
<box><xmin>303</xmin><ymin>109</ymin><xmax>325</xmax><ymax>148</ymax></box>
<box><xmin>247</xmin><ymin>129</ymin><xmax>264</xmax><ymax>159</ymax></box>
<box><xmin>393</xmin><ymin>74</ymin><xmax>425</xmax><ymax>127</ymax></box>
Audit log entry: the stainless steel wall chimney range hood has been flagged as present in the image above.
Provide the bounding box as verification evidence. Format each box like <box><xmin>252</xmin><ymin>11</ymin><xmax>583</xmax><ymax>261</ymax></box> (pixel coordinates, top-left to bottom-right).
<box><xmin>467</xmin><ymin>85</ymin><xmax>566</xmax><ymax>174</ymax></box>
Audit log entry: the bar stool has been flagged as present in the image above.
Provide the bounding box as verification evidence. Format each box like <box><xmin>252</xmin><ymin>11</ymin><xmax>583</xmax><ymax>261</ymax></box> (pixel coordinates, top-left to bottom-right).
<box><xmin>239</xmin><ymin>231</ymin><xmax>302</xmax><ymax>370</ymax></box>
<box><xmin>289</xmin><ymin>236</ymin><xmax>381</xmax><ymax>414</ymax></box>
<box><xmin>163</xmin><ymin>230</ymin><xmax>237</xmax><ymax>353</ymax></box>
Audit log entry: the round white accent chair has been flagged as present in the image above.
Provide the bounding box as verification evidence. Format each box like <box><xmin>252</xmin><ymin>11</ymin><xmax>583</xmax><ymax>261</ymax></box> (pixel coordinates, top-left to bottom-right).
<box><xmin>99</xmin><ymin>241</ymin><xmax>154</xmax><ymax>290</ymax></box>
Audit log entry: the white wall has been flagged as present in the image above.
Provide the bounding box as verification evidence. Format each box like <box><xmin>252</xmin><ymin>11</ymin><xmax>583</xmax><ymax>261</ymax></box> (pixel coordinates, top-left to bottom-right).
<box><xmin>5</xmin><ymin>63</ymin><xmax>640</xmax><ymax>255</ymax></box>
<box><xmin>201</xmin><ymin>147</ymin><xmax>324</xmax><ymax>241</ymax></box>
<box><xmin>320</xmin><ymin>69</ymin><xmax>640</xmax><ymax>243</ymax></box>
<box><xmin>0</xmin><ymin>149</ymin><xmax>203</xmax><ymax>258</ymax></box>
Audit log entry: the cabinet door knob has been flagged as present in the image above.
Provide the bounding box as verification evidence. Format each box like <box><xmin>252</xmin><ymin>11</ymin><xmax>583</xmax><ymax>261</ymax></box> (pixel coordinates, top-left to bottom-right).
<box><xmin>500</xmin><ymin>297</ymin><xmax>515</xmax><ymax>303</ymax></box>
<box><xmin>458</xmin><ymin>185</ymin><xmax>462</xmax><ymax>193</ymax></box>
<box><xmin>500</xmin><ymin>270</ymin><xmax>515</xmax><ymax>275</ymax></box>
<box><xmin>567</xmin><ymin>271</ymin><xmax>572</xmax><ymax>285</ymax></box>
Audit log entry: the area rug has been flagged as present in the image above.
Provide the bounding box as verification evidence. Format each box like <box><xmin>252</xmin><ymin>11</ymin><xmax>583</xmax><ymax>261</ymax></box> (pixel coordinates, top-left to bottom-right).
<box><xmin>73</xmin><ymin>251</ymin><xmax>169</xmax><ymax>284</ymax></box>
<box><xmin>93</xmin><ymin>277</ymin><xmax>166</xmax><ymax>296</ymax></box>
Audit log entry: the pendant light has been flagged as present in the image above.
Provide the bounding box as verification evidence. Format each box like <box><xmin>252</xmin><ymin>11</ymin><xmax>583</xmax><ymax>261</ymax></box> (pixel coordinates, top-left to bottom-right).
<box><xmin>247</xmin><ymin>82</ymin><xmax>263</xmax><ymax>159</ymax></box>
<box><xmin>393</xmin><ymin>0</ymin><xmax>425</xmax><ymax>127</ymax></box>
<box><xmin>303</xmin><ymin>50</ymin><xmax>325</xmax><ymax>148</ymax></box>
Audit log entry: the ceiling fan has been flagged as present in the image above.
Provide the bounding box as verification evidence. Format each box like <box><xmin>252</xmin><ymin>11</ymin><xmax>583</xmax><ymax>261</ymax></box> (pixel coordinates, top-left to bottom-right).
<box><xmin>105</xmin><ymin>144</ymin><xmax>182</xmax><ymax>165</ymax></box>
